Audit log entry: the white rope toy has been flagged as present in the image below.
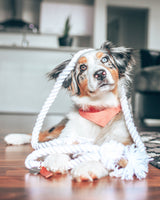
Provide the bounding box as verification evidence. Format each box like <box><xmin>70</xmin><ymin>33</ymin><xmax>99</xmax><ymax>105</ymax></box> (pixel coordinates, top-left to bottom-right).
<box><xmin>25</xmin><ymin>48</ymin><xmax>150</xmax><ymax>180</ymax></box>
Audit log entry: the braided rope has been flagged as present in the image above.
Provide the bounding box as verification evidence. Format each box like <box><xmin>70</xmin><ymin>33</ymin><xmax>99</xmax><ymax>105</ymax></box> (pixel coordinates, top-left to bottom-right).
<box><xmin>25</xmin><ymin>143</ymin><xmax>99</xmax><ymax>169</ymax></box>
<box><xmin>119</xmin><ymin>83</ymin><xmax>146</xmax><ymax>152</ymax></box>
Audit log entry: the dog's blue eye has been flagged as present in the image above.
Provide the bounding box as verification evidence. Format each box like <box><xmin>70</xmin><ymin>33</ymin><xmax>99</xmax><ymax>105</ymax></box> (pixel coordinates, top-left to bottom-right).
<box><xmin>80</xmin><ymin>64</ymin><xmax>87</xmax><ymax>71</ymax></box>
<box><xmin>101</xmin><ymin>57</ymin><xmax>108</xmax><ymax>63</ymax></box>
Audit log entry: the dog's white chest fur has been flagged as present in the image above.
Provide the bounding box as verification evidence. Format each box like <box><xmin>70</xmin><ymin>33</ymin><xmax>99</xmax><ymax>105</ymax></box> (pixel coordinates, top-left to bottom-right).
<box><xmin>59</xmin><ymin>110</ymin><xmax>102</xmax><ymax>141</ymax></box>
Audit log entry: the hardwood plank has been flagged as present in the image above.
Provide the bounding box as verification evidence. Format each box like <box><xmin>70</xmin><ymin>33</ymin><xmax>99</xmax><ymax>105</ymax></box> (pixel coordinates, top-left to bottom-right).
<box><xmin>0</xmin><ymin>132</ymin><xmax>160</xmax><ymax>200</ymax></box>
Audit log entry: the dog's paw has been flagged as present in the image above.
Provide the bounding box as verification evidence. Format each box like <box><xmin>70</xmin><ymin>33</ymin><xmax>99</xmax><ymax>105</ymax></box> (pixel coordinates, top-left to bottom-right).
<box><xmin>71</xmin><ymin>161</ymin><xmax>108</xmax><ymax>182</ymax></box>
<box><xmin>43</xmin><ymin>153</ymin><xmax>71</xmax><ymax>174</ymax></box>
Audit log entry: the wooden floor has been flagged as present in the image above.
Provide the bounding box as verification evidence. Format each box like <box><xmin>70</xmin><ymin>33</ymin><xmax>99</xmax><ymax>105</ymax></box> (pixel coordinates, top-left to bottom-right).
<box><xmin>0</xmin><ymin>116</ymin><xmax>160</xmax><ymax>200</ymax></box>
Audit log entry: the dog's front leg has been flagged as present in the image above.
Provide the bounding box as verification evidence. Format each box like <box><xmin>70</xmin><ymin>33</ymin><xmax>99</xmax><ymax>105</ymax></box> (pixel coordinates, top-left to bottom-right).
<box><xmin>43</xmin><ymin>153</ymin><xmax>71</xmax><ymax>174</ymax></box>
<box><xmin>42</xmin><ymin>115</ymin><xmax>81</xmax><ymax>174</ymax></box>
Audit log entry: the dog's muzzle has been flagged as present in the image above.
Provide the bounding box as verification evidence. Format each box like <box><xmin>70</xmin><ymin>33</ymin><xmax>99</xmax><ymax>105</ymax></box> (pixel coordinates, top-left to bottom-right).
<box><xmin>88</xmin><ymin>66</ymin><xmax>115</xmax><ymax>93</ymax></box>
<box><xmin>94</xmin><ymin>69</ymin><xmax>106</xmax><ymax>81</ymax></box>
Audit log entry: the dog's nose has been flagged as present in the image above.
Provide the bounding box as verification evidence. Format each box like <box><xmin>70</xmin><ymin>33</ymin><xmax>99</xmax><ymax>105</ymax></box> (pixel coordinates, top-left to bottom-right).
<box><xmin>94</xmin><ymin>69</ymin><xmax>106</xmax><ymax>80</ymax></box>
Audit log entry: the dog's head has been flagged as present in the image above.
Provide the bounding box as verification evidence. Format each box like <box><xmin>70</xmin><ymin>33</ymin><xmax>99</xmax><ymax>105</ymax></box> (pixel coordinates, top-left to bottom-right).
<box><xmin>49</xmin><ymin>42</ymin><xmax>135</xmax><ymax>109</ymax></box>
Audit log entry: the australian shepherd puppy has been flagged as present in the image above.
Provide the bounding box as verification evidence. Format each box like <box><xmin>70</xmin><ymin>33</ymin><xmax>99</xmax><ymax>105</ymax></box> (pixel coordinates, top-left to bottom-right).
<box><xmin>5</xmin><ymin>41</ymin><xmax>135</xmax><ymax>182</ymax></box>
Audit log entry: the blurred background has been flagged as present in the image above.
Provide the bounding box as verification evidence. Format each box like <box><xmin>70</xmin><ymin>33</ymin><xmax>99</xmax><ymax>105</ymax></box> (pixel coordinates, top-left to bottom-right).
<box><xmin>0</xmin><ymin>0</ymin><xmax>160</xmax><ymax>133</ymax></box>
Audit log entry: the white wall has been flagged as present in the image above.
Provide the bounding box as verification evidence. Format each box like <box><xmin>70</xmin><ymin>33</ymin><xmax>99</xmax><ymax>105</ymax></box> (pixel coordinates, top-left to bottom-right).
<box><xmin>93</xmin><ymin>0</ymin><xmax>160</xmax><ymax>50</ymax></box>
<box><xmin>93</xmin><ymin>0</ymin><xmax>107</xmax><ymax>48</ymax></box>
<box><xmin>40</xmin><ymin>2</ymin><xmax>94</xmax><ymax>36</ymax></box>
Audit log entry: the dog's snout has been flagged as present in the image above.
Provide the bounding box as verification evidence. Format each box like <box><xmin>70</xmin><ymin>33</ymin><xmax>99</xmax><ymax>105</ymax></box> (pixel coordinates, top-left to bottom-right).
<box><xmin>94</xmin><ymin>69</ymin><xmax>106</xmax><ymax>80</ymax></box>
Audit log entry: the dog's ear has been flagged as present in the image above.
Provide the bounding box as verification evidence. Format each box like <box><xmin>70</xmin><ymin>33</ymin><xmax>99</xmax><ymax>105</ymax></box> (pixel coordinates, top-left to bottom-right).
<box><xmin>48</xmin><ymin>60</ymin><xmax>72</xmax><ymax>88</ymax></box>
<box><xmin>101</xmin><ymin>41</ymin><xmax>135</xmax><ymax>78</ymax></box>
<box><xmin>48</xmin><ymin>60</ymin><xmax>79</xmax><ymax>94</ymax></box>
<box><xmin>100</xmin><ymin>41</ymin><xmax>114</xmax><ymax>51</ymax></box>
<box><xmin>111</xmin><ymin>47</ymin><xmax>135</xmax><ymax>78</ymax></box>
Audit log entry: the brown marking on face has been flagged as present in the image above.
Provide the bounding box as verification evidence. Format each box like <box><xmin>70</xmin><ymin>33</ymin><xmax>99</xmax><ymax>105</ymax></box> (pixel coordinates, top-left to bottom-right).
<box><xmin>68</xmin><ymin>72</ymin><xmax>77</xmax><ymax>95</ymax></box>
<box><xmin>106</xmin><ymin>67</ymin><xmax>119</xmax><ymax>95</ymax></box>
<box><xmin>78</xmin><ymin>56</ymin><xmax>87</xmax><ymax>64</ymax></box>
<box><xmin>96</xmin><ymin>51</ymin><xmax>104</xmax><ymax>59</ymax></box>
<box><xmin>78</xmin><ymin>79</ymin><xmax>90</xmax><ymax>97</ymax></box>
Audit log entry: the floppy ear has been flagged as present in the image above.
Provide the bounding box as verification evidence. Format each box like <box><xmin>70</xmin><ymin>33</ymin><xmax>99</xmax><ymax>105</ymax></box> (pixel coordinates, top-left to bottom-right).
<box><xmin>100</xmin><ymin>41</ymin><xmax>114</xmax><ymax>51</ymax></box>
<box><xmin>48</xmin><ymin>60</ymin><xmax>79</xmax><ymax>94</ymax></box>
<box><xmin>111</xmin><ymin>47</ymin><xmax>135</xmax><ymax>78</ymax></box>
<box><xmin>48</xmin><ymin>60</ymin><xmax>72</xmax><ymax>88</ymax></box>
<box><xmin>101</xmin><ymin>41</ymin><xmax>135</xmax><ymax>78</ymax></box>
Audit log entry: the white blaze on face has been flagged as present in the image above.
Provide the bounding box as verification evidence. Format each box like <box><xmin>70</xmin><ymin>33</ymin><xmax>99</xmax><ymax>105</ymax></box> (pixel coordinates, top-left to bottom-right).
<box><xmin>82</xmin><ymin>51</ymin><xmax>115</xmax><ymax>93</ymax></box>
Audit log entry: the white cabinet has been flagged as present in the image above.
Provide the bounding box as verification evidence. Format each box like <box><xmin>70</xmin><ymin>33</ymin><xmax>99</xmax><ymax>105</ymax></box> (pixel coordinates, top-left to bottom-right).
<box><xmin>0</xmin><ymin>33</ymin><xmax>58</xmax><ymax>48</ymax></box>
<box><xmin>0</xmin><ymin>46</ymin><xmax>77</xmax><ymax>115</ymax></box>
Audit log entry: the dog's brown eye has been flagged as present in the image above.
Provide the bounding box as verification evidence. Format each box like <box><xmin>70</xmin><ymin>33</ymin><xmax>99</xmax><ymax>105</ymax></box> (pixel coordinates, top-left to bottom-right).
<box><xmin>101</xmin><ymin>57</ymin><xmax>108</xmax><ymax>63</ymax></box>
<box><xmin>80</xmin><ymin>64</ymin><xmax>87</xmax><ymax>71</ymax></box>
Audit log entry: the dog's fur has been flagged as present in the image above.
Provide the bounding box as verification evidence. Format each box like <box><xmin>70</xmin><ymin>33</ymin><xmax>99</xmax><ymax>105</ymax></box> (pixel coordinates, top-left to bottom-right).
<box><xmin>5</xmin><ymin>41</ymin><xmax>135</xmax><ymax>182</ymax></box>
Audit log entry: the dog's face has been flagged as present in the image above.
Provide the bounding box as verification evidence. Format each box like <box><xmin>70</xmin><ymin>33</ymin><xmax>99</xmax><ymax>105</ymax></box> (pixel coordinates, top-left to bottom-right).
<box><xmin>49</xmin><ymin>42</ymin><xmax>134</xmax><ymax>108</ymax></box>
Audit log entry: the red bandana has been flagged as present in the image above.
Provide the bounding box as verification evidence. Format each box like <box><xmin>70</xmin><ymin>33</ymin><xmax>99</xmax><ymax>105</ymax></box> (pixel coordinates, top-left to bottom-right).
<box><xmin>79</xmin><ymin>105</ymin><xmax>121</xmax><ymax>127</ymax></box>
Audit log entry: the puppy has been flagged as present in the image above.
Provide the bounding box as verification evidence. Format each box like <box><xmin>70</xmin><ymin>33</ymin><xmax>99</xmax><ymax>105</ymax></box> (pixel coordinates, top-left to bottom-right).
<box><xmin>5</xmin><ymin>41</ymin><xmax>135</xmax><ymax>182</ymax></box>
